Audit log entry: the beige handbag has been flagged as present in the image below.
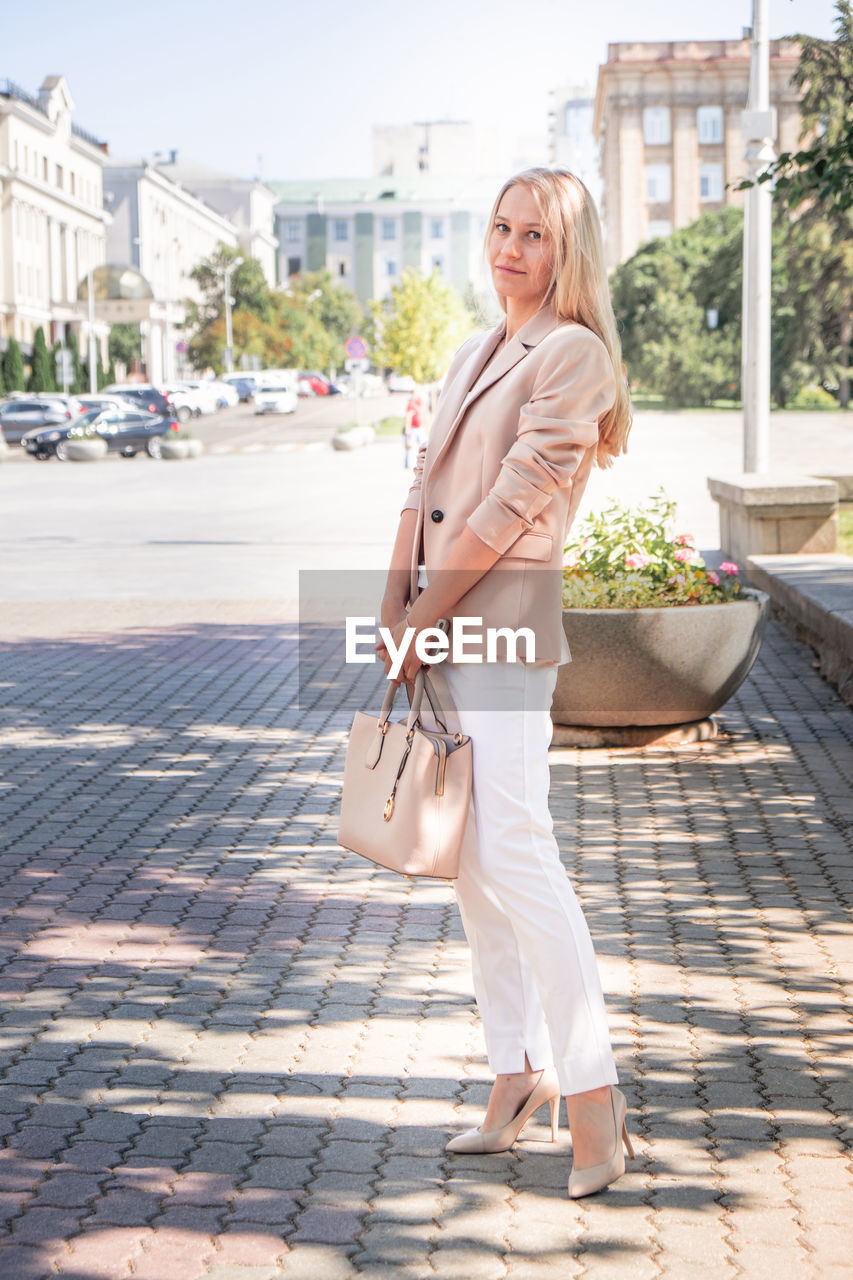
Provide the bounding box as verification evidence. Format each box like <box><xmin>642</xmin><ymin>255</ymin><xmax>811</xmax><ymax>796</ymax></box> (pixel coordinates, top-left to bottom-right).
<box><xmin>338</xmin><ymin>670</ymin><xmax>472</xmax><ymax>879</ymax></box>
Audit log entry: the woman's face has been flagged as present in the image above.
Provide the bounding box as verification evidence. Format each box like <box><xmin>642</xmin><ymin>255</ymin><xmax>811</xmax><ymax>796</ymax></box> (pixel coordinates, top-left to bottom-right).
<box><xmin>488</xmin><ymin>183</ymin><xmax>553</xmax><ymax>312</ymax></box>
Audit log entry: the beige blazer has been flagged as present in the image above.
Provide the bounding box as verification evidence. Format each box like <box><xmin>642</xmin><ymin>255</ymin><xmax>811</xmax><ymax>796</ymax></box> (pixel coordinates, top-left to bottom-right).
<box><xmin>402</xmin><ymin>306</ymin><xmax>616</xmax><ymax>663</ymax></box>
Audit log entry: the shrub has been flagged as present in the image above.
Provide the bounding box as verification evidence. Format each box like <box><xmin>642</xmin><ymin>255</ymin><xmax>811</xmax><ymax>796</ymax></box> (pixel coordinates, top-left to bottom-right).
<box><xmin>563</xmin><ymin>492</ymin><xmax>743</xmax><ymax>609</ymax></box>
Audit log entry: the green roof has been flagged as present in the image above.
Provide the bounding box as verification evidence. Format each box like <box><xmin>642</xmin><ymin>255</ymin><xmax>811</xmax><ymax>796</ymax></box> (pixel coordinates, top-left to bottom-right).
<box><xmin>268</xmin><ymin>174</ymin><xmax>503</xmax><ymax>207</ymax></box>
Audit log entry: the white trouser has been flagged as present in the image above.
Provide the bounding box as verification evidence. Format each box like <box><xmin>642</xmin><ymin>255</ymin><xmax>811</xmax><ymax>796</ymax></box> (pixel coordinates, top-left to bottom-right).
<box><xmin>428</xmin><ymin>659</ymin><xmax>618</xmax><ymax>1097</ymax></box>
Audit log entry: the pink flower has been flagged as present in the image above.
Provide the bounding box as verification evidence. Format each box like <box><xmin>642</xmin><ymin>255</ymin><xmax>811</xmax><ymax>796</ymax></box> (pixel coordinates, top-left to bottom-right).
<box><xmin>720</xmin><ymin>561</ymin><xmax>739</xmax><ymax>576</ymax></box>
<box><xmin>674</xmin><ymin>547</ymin><xmax>698</xmax><ymax>564</ymax></box>
<box><xmin>673</xmin><ymin>533</ymin><xmax>695</xmax><ymax>546</ymax></box>
<box><xmin>667</xmin><ymin>574</ymin><xmax>687</xmax><ymax>588</ymax></box>
<box><xmin>707</xmin><ymin>570</ymin><xmax>720</xmax><ymax>586</ymax></box>
<box><xmin>625</xmin><ymin>552</ymin><xmax>651</xmax><ymax>570</ymax></box>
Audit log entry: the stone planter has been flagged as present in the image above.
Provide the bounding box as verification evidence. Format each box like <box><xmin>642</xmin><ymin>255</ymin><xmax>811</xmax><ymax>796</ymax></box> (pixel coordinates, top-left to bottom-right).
<box><xmin>66</xmin><ymin>437</ymin><xmax>108</xmax><ymax>462</ymax></box>
<box><xmin>552</xmin><ymin>591</ymin><xmax>770</xmax><ymax>728</ymax></box>
<box><xmin>332</xmin><ymin>425</ymin><xmax>375</xmax><ymax>451</ymax></box>
<box><xmin>184</xmin><ymin>438</ymin><xmax>203</xmax><ymax>458</ymax></box>
<box><xmin>160</xmin><ymin>438</ymin><xmax>191</xmax><ymax>460</ymax></box>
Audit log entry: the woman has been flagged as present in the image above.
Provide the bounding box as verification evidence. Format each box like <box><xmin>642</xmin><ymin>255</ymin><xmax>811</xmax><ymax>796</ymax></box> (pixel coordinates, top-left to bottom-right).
<box><xmin>377</xmin><ymin>168</ymin><xmax>633</xmax><ymax>1199</ymax></box>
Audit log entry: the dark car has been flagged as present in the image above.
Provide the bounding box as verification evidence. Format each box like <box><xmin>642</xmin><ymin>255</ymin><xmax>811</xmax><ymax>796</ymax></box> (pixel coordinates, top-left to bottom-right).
<box><xmin>103</xmin><ymin>384</ymin><xmax>174</xmax><ymax>417</ymax></box>
<box><xmin>22</xmin><ymin>407</ymin><xmax>179</xmax><ymax>460</ymax></box>
<box><xmin>0</xmin><ymin>397</ymin><xmax>82</xmax><ymax>445</ymax></box>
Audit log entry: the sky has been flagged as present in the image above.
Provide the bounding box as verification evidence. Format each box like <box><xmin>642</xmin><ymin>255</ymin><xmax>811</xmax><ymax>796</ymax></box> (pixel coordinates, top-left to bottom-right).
<box><xmin>4</xmin><ymin>0</ymin><xmax>840</xmax><ymax>181</ymax></box>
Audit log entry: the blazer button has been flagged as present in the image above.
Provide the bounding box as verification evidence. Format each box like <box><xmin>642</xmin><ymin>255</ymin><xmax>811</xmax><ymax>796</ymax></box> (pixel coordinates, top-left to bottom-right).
<box><xmin>430</xmin><ymin>509</ymin><xmax>444</xmax><ymax>523</ymax></box>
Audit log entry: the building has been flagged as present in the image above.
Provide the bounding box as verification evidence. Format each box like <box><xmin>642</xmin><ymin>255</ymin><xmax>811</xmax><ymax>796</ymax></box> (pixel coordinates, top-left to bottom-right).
<box><xmin>593</xmin><ymin>39</ymin><xmax>803</xmax><ymax>270</ymax></box>
<box><xmin>103</xmin><ymin>159</ymin><xmax>240</xmax><ymax>382</ymax></box>
<box><xmin>373</xmin><ymin>120</ymin><xmax>546</xmax><ymax>182</ymax></box>
<box><xmin>148</xmin><ymin>153</ymin><xmax>278</xmax><ymax>287</ymax></box>
<box><xmin>0</xmin><ymin>76</ymin><xmax>110</xmax><ymax>356</ymax></box>
<box><xmin>547</xmin><ymin>84</ymin><xmax>601</xmax><ymax>207</ymax></box>
<box><xmin>271</xmin><ymin>175</ymin><xmax>502</xmax><ymax>305</ymax></box>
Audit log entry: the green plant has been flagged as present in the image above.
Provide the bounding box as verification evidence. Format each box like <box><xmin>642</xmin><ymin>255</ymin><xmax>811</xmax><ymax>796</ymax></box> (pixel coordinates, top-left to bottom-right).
<box><xmin>787</xmin><ymin>384</ymin><xmax>839</xmax><ymax>410</ymax></box>
<box><xmin>27</xmin><ymin>326</ymin><xmax>55</xmax><ymax>393</ymax></box>
<box><xmin>563</xmin><ymin>492</ymin><xmax>744</xmax><ymax>608</ymax></box>
<box><xmin>1</xmin><ymin>338</ymin><xmax>25</xmax><ymax>392</ymax></box>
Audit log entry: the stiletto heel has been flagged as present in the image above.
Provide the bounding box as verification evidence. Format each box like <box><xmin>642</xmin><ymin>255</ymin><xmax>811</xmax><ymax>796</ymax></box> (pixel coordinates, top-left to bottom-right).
<box><xmin>446</xmin><ymin>1068</ymin><xmax>561</xmax><ymax>1154</ymax></box>
<box><xmin>567</xmin><ymin>1086</ymin><xmax>635</xmax><ymax>1199</ymax></box>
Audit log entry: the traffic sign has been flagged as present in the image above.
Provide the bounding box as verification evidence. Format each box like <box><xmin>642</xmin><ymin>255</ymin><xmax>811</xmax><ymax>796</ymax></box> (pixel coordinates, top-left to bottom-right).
<box><xmin>345</xmin><ymin>335</ymin><xmax>368</xmax><ymax>360</ymax></box>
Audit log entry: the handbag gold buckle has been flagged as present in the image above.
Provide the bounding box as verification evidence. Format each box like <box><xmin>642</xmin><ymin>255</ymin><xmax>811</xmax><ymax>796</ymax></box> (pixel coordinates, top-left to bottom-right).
<box><xmin>383</xmin><ymin>796</ymin><xmax>395</xmax><ymax>821</ymax></box>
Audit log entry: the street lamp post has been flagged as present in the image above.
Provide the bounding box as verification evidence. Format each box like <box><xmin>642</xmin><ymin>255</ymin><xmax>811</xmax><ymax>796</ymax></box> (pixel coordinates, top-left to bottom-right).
<box><xmin>221</xmin><ymin>257</ymin><xmax>243</xmax><ymax>373</ymax></box>
<box><xmin>741</xmin><ymin>0</ymin><xmax>776</xmax><ymax>473</ymax></box>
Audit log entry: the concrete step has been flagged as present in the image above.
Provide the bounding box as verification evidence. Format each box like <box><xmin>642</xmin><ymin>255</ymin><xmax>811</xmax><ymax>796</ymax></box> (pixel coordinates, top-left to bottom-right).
<box><xmin>746</xmin><ymin>552</ymin><xmax>853</xmax><ymax>706</ymax></box>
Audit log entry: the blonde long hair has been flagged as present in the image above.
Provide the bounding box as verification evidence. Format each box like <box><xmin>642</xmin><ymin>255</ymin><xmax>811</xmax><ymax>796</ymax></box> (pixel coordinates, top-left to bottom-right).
<box><xmin>487</xmin><ymin>167</ymin><xmax>631</xmax><ymax>468</ymax></box>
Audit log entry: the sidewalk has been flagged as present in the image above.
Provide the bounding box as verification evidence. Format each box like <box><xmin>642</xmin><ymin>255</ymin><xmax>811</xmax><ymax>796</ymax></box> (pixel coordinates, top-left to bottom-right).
<box><xmin>0</xmin><ymin>600</ymin><xmax>851</xmax><ymax>1279</ymax></box>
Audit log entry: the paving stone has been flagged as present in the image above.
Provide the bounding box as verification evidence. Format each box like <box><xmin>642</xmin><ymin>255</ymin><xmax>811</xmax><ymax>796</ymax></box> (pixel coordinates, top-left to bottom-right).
<box><xmin>0</xmin><ymin>586</ymin><xmax>851</xmax><ymax>1280</ymax></box>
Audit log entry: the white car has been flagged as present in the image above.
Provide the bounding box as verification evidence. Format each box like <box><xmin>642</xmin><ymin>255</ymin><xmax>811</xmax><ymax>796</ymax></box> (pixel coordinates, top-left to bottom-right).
<box><xmin>207</xmin><ymin>380</ymin><xmax>240</xmax><ymax>408</ymax></box>
<box><xmin>253</xmin><ymin>382</ymin><xmax>298</xmax><ymax>415</ymax></box>
<box><xmin>173</xmin><ymin>381</ymin><xmax>221</xmax><ymax>415</ymax></box>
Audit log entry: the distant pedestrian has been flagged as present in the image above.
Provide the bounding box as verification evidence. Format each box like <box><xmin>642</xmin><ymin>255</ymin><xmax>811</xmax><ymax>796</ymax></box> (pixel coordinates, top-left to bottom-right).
<box><xmin>402</xmin><ymin>392</ymin><xmax>424</xmax><ymax>468</ymax></box>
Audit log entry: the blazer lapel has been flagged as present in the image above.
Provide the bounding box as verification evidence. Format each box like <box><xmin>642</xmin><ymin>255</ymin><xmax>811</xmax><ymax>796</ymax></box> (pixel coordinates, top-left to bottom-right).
<box><xmin>429</xmin><ymin>306</ymin><xmax>561</xmax><ymax>473</ymax></box>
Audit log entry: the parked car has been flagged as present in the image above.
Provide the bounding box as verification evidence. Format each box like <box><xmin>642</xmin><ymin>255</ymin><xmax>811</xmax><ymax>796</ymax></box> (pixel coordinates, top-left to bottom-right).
<box><xmin>104</xmin><ymin>384</ymin><xmax>175</xmax><ymax>418</ymax></box>
<box><xmin>0</xmin><ymin>396</ymin><xmax>83</xmax><ymax>445</ymax></box>
<box><xmin>206</xmin><ymin>379</ymin><xmax>240</xmax><ymax>408</ymax></box>
<box><xmin>76</xmin><ymin>394</ymin><xmax>143</xmax><ymax>415</ymax></box>
<box><xmin>174</xmin><ymin>380</ymin><xmax>222</xmax><ymax>415</ymax></box>
<box><xmin>22</xmin><ymin>406</ymin><xmax>179</xmax><ymax>460</ymax></box>
<box><xmin>253</xmin><ymin>381</ymin><xmax>298</xmax><ymax>415</ymax></box>
<box><xmin>220</xmin><ymin>373</ymin><xmax>258</xmax><ymax>402</ymax></box>
<box><xmin>387</xmin><ymin>373</ymin><xmax>417</xmax><ymax>393</ymax></box>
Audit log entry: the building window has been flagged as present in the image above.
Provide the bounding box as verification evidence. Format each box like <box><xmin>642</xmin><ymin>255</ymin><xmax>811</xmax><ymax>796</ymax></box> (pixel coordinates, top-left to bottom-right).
<box><xmin>70</xmin><ymin>172</ymin><xmax>76</xmax><ymax>197</ymax></box>
<box><xmin>285</xmin><ymin>220</ymin><xmax>301</xmax><ymax>243</ymax></box>
<box><xmin>698</xmin><ymin>106</ymin><xmax>724</xmax><ymax>145</ymax></box>
<box><xmin>333</xmin><ymin>218</ymin><xmax>349</xmax><ymax>241</ymax></box>
<box><xmin>287</xmin><ymin>255</ymin><xmax>302</xmax><ymax>276</ymax></box>
<box><xmin>42</xmin><ymin>156</ymin><xmax>48</xmax><ymax>181</ymax></box>
<box><xmin>336</xmin><ymin>258</ymin><xmax>349</xmax><ymax>278</ymax></box>
<box><xmin>643</xmin><ymin>107</ymin><xmax>671</xmax><ymax>146</ymax></box>
<box><xmin>55</xmin><ymin>164</ymin><xmax>63</xmax><ymax>189</ymax></box>
<box><xmin>385</xmin><ymin>258</ymin><xmax>397</xmax><ymax>277</ymax></box>
<box><xmin>430</xmin><ymin>218</ymin><xmax>444</xmax><ymax>239</ymax></box>
<box><xmin>381</xmin><ymin>218</ymin><xmax>397</xmax><ymax>241</ymax></box>
<box><xmin>647</xmin><ymin>220</ymin><xmax>672</xmax><ymax>241</ymax></box>
<box><xmin>646</xmin><ymin>164</ymin><xmax>672</xmax><ymax>204</ymax></box>
<box><xmin>700</xmin><ymin>163</ymin><xmax>724</xmax><ymax>202</ymax></box>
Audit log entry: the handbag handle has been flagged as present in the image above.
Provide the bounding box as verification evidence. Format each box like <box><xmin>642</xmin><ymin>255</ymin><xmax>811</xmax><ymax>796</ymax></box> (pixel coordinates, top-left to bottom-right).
<box><xmin>377</xmin><ymin>669</ymin><xmax>449</xmax><ymax>735</ymax></box>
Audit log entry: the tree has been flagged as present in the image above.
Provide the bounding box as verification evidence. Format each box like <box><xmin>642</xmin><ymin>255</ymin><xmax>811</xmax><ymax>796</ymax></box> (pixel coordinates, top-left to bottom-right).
<box><xmin>108</xmin><ymin>324</ymin><xmax>142</xmax><ymax>379</ymax></box>
<box><xmin>27</xmin><ymin>327</ymin><xmax>55</xmax><ymax>393</ymax></box>
<box><xmin>370</xmin><ymin>268</ymin><xmax>474</xmax><ymax>385</ymax></box>
<box><xmin>66</xmin><ymin>331</ymin><xmax>86</xmax><ymax>394</ymax></box>
<box><xmin>738</xmin><ymin>2</ymin><xmax>853</xmax><ymax>213</ymax></box>
<box><xmin>612</xmin><ymin>210</ymin><xmax>743</xmax><ymax>407</ymax></box>
<box><xmin>737</xmin><ymin>2</ymin><xmax>853</xmax><ymax>404</ymax></box>
<box><xmin>611</xmin><ymin>208</ymin><xmax>838</xmax><ymax>408</ymax></box>
<box><xmin>2</xmin><ymin>338</ymin><xmax>25</xmax><ymax>392</ymax></box>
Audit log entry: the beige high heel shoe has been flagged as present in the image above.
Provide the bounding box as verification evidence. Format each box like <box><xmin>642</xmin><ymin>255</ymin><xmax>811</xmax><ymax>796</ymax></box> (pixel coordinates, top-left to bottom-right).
<box><xmin>445</xmin><ymin>1068</ymin><xmax>561</xmax><ymax>1154</ymax></box>
<box><xmin>567</xmin><ymin>1085</ymin><xmax>635</xmax><ymax>1198</ymax></box>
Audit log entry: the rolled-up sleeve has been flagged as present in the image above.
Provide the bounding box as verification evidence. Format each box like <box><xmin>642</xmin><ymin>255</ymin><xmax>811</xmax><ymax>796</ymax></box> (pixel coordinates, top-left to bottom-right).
<box><xmin>467</xmin><ymin>329</ymin><xmax>615</xmax><ymax>555</ymax></box>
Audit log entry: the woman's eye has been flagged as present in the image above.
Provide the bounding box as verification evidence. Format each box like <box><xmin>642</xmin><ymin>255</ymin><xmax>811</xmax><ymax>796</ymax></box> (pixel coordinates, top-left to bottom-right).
<box><xmin>495</xmin><ymin>221</ymin><xmax>510</xmax><ymax>233</ymax></box>
<box><xmin>528</xmin><ymin>231</ymin><xmax>541</xmax><ymax>241</ymax></box>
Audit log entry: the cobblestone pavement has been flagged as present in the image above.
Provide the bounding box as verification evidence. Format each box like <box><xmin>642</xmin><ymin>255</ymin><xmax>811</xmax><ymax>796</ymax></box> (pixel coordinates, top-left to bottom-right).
<box><xmin>0</xmin><ymin>611</ymin><xmax>851</xmax><ymax>1280</ymax></box>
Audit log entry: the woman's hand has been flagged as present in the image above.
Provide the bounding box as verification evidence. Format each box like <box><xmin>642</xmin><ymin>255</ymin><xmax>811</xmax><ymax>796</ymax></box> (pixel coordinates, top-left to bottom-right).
<box><xmin>375</xmin><ymin>612</ymin><xmax>424</xmax><ymax>684</ymax></box>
